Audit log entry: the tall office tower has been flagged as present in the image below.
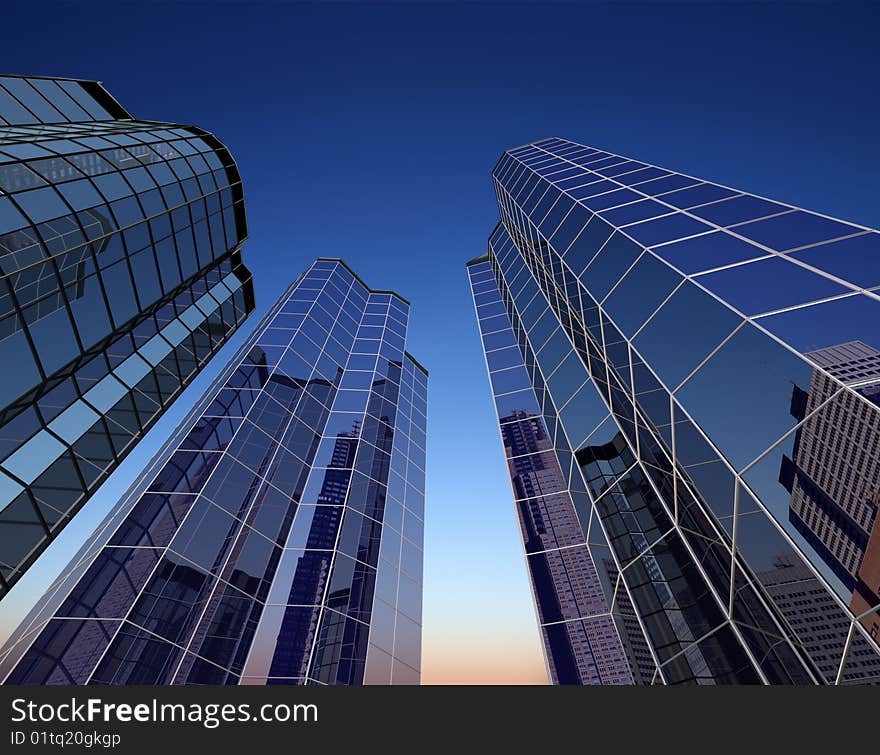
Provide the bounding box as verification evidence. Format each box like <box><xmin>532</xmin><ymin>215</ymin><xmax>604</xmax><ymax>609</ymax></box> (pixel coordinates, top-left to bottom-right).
<box><xmin>0</xmin><ymin>259</ymin><xmax>426</xmax><ymax>686</ymax></box>
<box><xmin>469</xmin><ymin>136</ymin><xmax>880</xmax><ymax>684</ymax></box>
<box><xmin>781</xmin><ymin>341</ymin><xmax>880</xmax><ymax>641</ymax></box>
<box><xmin>0</xmin><ymin>75</ymin><xmax>254</xmax><ymax>600</ymax></box>
<box><xmin>499</xmin><ymin>408</ymin><xmax>634</xmax><ymax>684</ymax></box>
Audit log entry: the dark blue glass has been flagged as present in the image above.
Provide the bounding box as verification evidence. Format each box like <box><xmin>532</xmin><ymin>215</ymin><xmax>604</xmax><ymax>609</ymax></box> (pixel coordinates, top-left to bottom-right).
<box><xmin>2</xmin><ymin>259</ymin><xmax>425</xmax><ymax>687</ymax></box>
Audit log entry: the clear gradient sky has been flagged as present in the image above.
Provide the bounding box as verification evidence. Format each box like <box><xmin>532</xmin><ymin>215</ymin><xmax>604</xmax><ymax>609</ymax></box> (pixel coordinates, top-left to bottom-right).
<box><xmin>1</xmin><ymin>0</ymin><xmax>878</xmax><ymax>685</ymax></box>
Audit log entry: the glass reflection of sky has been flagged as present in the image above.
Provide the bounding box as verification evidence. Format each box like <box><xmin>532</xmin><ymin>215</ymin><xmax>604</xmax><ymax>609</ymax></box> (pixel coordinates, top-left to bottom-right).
<box><xmin>477</xmin><ymin>135</ymin><xmax>880</xmax><ymax>684</ymax></box>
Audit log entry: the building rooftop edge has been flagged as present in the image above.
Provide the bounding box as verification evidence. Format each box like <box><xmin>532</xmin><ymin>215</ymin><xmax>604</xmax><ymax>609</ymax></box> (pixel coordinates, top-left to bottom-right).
<box><xmin>492</xmin><ymin>137</ymin><xmax>558</xmax><ymax>174</ymax></box>
<box><xmin>0</xmin><ymin>73</ymin><xmax>99</xmax><ymax>83</ymax></box>
<box><xmin>315</xmin><ymin>257</ymin><xmax>411</xmax><ymax>306</ymax></box>
<box><xmin>0</xmin><ymin>74</ymin><xmax>133</xmax><ymax>120</ymax></box>
<box><xmin>311</xmin><ymin>259</ymin><xmax>424</xmax><ymax>374</ymax></box>
<box><xmin>467</xmin><ymin>220</ymin><xmax>504</xmax><ymax>266</ymax></box>
<box><xmin>404</xmin><ymin>350</ymin><xmax>429</xmax><ymax>377</ymax></box>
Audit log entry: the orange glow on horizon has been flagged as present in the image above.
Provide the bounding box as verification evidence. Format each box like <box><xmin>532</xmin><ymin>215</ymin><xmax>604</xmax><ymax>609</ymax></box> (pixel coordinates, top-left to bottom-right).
<box><xmin>420</xmin><ymin>629</ymin><xmax>548</xmax><ymax>685</ymax></box>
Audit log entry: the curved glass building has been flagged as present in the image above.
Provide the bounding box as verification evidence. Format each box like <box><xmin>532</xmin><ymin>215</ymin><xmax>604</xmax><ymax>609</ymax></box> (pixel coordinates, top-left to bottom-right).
<box><xmin>1</xmin><ymin>259</ymin><xmax>425</xmax><ymax>685</ymax></box>
<box><xmin>0</xmin><ymin>75</ymin><xmax>254</xmax><ymax>600</ymax></box>
<box><xmin>469</xmin><ymin>137</ymin><xmax>880</xmax><ymax>684</ymax></box>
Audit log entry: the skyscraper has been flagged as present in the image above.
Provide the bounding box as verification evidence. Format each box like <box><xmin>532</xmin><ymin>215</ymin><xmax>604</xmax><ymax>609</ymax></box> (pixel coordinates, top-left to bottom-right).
<box><xmin>498</xmin><ymin>407</ymin><xmax>635</xmax><ymax>684</ymax></box>
<box><xmin>0</xmin><ymin>259</ymin><xmax>426</xmax><ymax>686</ymax></box>
<box><xmin>0</xmin><ymin>75</ymin><xmax>254</xmax><ymax>600</ymax></box>
<box><xmin>469</xmin><ymin>136</ymin><xmax>880</xmax><ymax>684</ymax></box>
<box><xmin>781</xmin><ymin>341</ymin><xmax>880</xmax><ymax>647</ymax></box>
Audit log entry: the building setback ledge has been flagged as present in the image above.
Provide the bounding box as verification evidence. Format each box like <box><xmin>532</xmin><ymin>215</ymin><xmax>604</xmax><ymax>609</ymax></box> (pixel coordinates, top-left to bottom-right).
<box><xmin>405</xmin><ymin>350</ymin><xmax>429</xmax><ymax>377</ymax></box>
<box><xmin>314</xmin><ymin>258</ymin><xmax>426</xmax><ymax>375</ymax></box>
<box><xmin>316</xmin><ymin>257</ymin><xmax>411</xmax><ymax>306</ymax></box>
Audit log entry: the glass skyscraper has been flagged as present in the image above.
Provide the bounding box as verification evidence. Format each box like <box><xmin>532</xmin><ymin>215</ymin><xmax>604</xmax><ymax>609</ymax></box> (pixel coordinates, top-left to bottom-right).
<box><xmin>0</xmin><ymin>259</ymin><xmax>426</xmax><ymax>686</ymax></box>
<box><xmin>0</xmin><ymin>75</ymin><xmax>254</xmax><ymax>600</ymax></box>
<box><xmin>469</xmin><ymin>137</ymin><xmax>880</xmax><ymax>684</ymax></box>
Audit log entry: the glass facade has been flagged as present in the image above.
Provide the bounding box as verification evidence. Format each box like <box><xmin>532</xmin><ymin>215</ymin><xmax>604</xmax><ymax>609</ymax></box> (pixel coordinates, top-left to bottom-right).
<box><xmin>1</xmin><ymin>259</ymin><xmax>426</xmax><ymax>686</ymax></box>
<box><xmin>0</xmin><ymin>75</ymin><xmax>254</xmax><ymax>599</ymax></box>
<box><xmin>469</xmin><ymin>136</ymin><xmax>880</xmax><ymax>684</ymax></box>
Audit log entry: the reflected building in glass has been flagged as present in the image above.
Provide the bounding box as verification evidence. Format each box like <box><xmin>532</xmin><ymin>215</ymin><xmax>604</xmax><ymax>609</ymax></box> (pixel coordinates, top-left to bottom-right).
<box><xmin>0</xmin><ymin>75</ymin><xmax>254</xmax><ymax>599</ymax></box>
<box><xmin>469</xmin><ymin>136</ymin><xmax>880</xmax><ymax>684</ymax></box>
<box><xmin>0</xmin><ymin>259</ymin><xmax>426</xmax><ymax>686</ymax></box>
<box><xmin>782</xmin><ymin>341</ymin><xmax>880</xmax><ymax>646</ymax></box>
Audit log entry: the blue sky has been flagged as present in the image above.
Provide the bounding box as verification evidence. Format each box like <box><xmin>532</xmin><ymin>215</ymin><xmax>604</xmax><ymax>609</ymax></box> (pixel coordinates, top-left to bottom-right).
<box><xmin>1</xmin><ymin>1</ymin><xmax>879</xmax><ymax>683</ymax></box>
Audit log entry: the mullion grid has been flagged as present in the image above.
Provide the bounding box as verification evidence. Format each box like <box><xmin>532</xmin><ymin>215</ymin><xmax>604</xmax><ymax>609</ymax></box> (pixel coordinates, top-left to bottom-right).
<box><xmin>0</xmin><ymin>78</ymin><xmax>79</xmax><ymax>128</ymax></box>
<box><xmin>0</xmin><ymin>234</ymin><xmax>244</xmax><ymax>458</ymax></box>
<box><xmin>540</xmin><ymin>159</ymin><xmax>880</xmax><ymax>680</ymax></box>
<box><xmin>495</xmin><ymin>170</ymin><xmax>865</xmax><ymax>682</ymax></box>
<box><xmin>74</xmin><ymin>263</ymin><xmax>350</xmax><ymax>684</ymax></box>
<box><xmin>296</xmin><ymin>291</ymin><xmax>405</xmax><ymax>685</ymax></box>
<box><xmin>0</xmin><ymin>263</ymin><xmax>245</xmax><ymax>515</ymax></box>
<box><xmin>490</xmin><ymin>195</ymin><xmax>778</xmax><ymax>682</ymax></box>
<box><xmin>0</xmin><ymin>123</ymin><xmax>247</xmax><ymax>424</ymax></box>
<box><xmin>364</xmin><ymin>356</ymin><xmax>424</xmax><ymax>684</ymax></box>
<box><xmin>504</xmin><ymin>142</ymin><xmax>871</xmax><ymax>293</ymax></box>
<box><xmin>0</xmin><ymin>120</ymin><xmax>134</xmax><ymax>142</ymax></box>
<box><xmin>469</xmin><ymin>261</ymin><xmax>564</xmax><ymax>683</ymax></box>
<box><xmin>498</xmin><ymin>189</ymin><xmax>803</xmax><ymax>682</ymax></box>
<box><xmin>472</xmin><ymin>254</ymin><xmax>645</xmax><ymax>684</ymax></box>
<box><xmin>492</xmin><ymin>263</ymin><xmax>652</xmax><ymax>682</ymax></box>
<box><xmin>1</xmin><ymin>127</ymin><xmax>240</xmax><ymax>289</ymax></box>
<box><xmin>490</xmin><ymin>227</ymin><xmax>762</xmax><ymax>684</ymax></box>
<box><xmin>500</xmin><ymin>141</ymin><xmax>878</xmax><ymax>323</ymax></box>
<box><xmin>5</xmin><ymin>167</ymin><xmax>116</xmax><ymax>370</ymax></box>
<box><xmin>0</xmin><ymin>270</ymin><xmax>306</xmax><ymax>680</ymax></box>
<box><xmin>0</xmin><ymin>154</ymin><xmax>115</xmax><ymax>571</ymax></box>
<box><xmin>173</xmin><ymin>265</ymin><xmax>367</xmax><ymax>683</ymax></box>
<box><xmin>1</xmin><ymin>206</ymin><xmax>117</xmax><ymax>451</ymax></box>
<box><xmin>327</xmin><ymin>295</ymin><xmax>421</xmax><ymax>682</ymax></box>
<box><xmin>210</xmin><ymin>276</ymin><xmax>408</xmax><ymax>684</ymax></box>
<box><xmin>500</xmin><ymin>163</ymin><xmax>879</xmax><ymax>534</ymax></box>
<box><xmin>0</xmin><ymin>277</ymin><xmax>247</xmax><ymax>605</ymax></box>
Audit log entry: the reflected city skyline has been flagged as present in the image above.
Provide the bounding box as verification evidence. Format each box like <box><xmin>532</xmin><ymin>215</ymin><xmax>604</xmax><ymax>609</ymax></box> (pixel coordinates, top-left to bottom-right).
<box><xmin>470</xmin><ymin>136</ymin><xmax>880</xmax><ymax>684</ymax></box>
<box><xmin>0</xmin><ymin>259</ymin><xmax>426</xmax><ymax>686</ymax></box>
<box><xmin>781</xmin><ymin>340</ymin><xmax>880</xmax><ymax>677</ymax></box>
<box><xmin>500</xmin><ymin>407</ymin><xmax>633</xmax><ymax>684</ymax></box>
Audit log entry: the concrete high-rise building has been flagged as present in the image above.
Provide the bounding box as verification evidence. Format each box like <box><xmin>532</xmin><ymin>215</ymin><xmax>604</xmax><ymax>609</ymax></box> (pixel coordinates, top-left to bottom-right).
<box><xmin>755</xmin><ymin>554</ymin><xmax>880</xmax><ymax>684</ymax></box>
<box><xmin>469</xmin><ymin>136</ymin><xmax>880</xmax><ymax>684</ymax></box>
<box><xmin>781</xmin><ymin>340</ymin><xmax>880</xmax><ymax>664</ymax></box>
<box><xmin>498</xmin><ymin>408</ymin><xmax>633</xmax><ymax>684</ymax></box>
<box><xmin>1</xmin><ymin>259</ymin><xmax>426</xmax><ymax>685</ymax></box>
<box><xmin>0</xmin><ymin>75</ymin><xmax>254</xmax><ymax>599</ymax></box>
